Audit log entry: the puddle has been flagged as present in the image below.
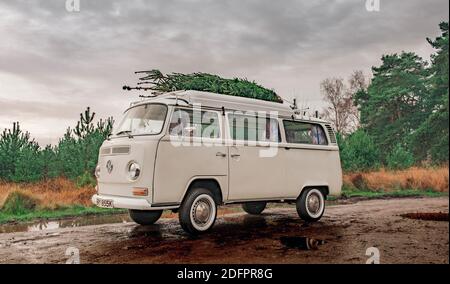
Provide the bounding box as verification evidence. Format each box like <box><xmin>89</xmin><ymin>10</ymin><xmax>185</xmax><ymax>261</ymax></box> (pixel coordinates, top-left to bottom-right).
<box><xmin>127</xmin><ymin>224</ymin><xmax>164</xmax><ymax>239</ymax></box>
<box><xmin>280</xmin><ymin>236</ymin><xmax>326</xmax><ymax>250</ymax></box>
<box><xmin>401</xmin><ymin>212</ymin><xmax>449</xmax><ymax>222</ymax></box>
<box><xmin>0</xmin><ymin>214</ymin><xmax>131</xmax><ymax>234</ymax></box>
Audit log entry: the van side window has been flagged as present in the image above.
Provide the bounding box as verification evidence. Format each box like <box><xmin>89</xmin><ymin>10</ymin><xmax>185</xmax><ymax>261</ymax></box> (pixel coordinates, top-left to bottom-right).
<box><xmin>169</xmin><ymin>108</ymin><xmax>220</xmax><ymax>138</ymax></box>
<box><xmin>283</xmin><ymin>121</ymin><xmax>328</xmax><ymax>145</ymax></box>
<box><xmin>228</xmin><ymin>113</ymin><xmax>280</xmax><ymax>142</ymax></box>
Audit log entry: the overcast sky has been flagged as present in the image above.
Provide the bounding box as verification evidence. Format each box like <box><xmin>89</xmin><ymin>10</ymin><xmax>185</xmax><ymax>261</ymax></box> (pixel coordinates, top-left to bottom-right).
<box><xmin>0</xmin><ymin>0</ymin><xmax>448</xmax><ymax>145</ymax></box>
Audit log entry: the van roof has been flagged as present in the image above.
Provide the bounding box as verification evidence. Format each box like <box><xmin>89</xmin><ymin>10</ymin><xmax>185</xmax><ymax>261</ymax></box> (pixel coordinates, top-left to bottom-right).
<box><xmin>130</xmin><ymin>90</ymin><xmax>329</xmax><ymax>123</ymax></box>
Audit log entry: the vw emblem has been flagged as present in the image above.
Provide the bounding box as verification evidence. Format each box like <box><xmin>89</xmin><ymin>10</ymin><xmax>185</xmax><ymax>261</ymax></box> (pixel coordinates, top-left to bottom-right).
<box><xmin>106</xmin><ymin>160</ymin><xmax>113</xmax><ymax>174</ymax></box>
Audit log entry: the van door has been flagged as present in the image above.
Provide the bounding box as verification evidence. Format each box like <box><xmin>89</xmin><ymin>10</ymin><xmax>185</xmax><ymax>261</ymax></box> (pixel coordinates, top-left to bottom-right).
<box><xmin>153</xmin><ymin>107</ymin><xmax>228</xmax><ymax>204</ymax></box>
<box><xmin>226</xmin><ymin>113</ymin><xmax>286</xmax><ymax>200</ymax></box>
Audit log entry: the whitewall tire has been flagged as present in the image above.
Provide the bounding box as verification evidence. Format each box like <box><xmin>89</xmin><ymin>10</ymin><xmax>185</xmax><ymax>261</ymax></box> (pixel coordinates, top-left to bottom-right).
<box><xmin>179</xmin><ymin>188</ymin><xmax>217</xmax><ymax>235</ymax></box>
<box><xmin>296</xmin><ymin>188</ymin><xmax>325</xmax><ymax>222</ymax></box>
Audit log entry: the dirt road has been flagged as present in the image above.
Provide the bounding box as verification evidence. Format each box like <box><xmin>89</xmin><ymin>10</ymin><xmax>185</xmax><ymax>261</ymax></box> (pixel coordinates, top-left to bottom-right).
<box><xmin>0</xmin><ymin>197</ymin><xmax>448</xmax><ymax>264</ymax></box>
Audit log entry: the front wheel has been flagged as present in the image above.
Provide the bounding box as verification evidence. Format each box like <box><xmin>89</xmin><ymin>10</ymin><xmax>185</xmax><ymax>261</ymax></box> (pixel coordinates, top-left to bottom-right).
<box><xmin>296</xmin><ymin>188</ymin><xmax>325</xmax><ymax>222</ymax></box>
<box><xmin>179</xmin><ymin>188</ymin><xmax>217</xmax><ymax>235</ymax></box>
<box><xmin>129</xmin><ymin>209</ymin><xmax>163</xmax><ymax>225</ymax></box>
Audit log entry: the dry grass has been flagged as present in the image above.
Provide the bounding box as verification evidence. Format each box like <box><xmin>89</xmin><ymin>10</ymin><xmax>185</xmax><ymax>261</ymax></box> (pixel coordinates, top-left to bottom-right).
<box><xmin>1</xmin><ymin>167</ymin><xmax>448</xmax><ymax>211</ymax></box>
<box><xmin>0</xmin><ymin>178</ymin><xmax>95</xmax><ymax>210</ymax></box>
<box><xmin>344</xmin><ymin>166</ymin><xmax>449</xmax><ymax>192</ymax></box>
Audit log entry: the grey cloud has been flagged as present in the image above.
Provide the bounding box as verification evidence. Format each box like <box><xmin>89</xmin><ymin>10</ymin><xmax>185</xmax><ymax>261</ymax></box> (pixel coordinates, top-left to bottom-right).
<box><xmin>0</xmin><ymin>99</ymin><xmax>77</xmax><ymax>120</ymax></box>
<box><xmin>0</xmin><ymin>0</ymin><xmax>448</xmax><ymax>144</ymax></box>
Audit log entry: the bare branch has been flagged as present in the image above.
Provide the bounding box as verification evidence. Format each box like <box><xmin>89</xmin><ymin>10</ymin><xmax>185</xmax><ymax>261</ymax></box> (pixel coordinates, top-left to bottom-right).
<box><xmin>320</xmin><ymin>71</ymin><xmax>367</xmax><ymax>135</ymax></box>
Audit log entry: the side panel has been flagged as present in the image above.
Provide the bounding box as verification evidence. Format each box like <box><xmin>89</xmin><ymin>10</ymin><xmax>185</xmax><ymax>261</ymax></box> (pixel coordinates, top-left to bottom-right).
<box><xmin>281</xmin><ymin>144</ymin><xmax>342</xmax><ymax>197</ymax></box>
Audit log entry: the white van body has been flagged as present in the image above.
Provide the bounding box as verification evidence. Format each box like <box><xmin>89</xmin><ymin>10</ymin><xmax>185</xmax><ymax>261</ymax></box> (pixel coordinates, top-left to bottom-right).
<box><xmin>92</xmin><ymin>90</ymin><xmax>342</xmax><ymax>234</ymax></box>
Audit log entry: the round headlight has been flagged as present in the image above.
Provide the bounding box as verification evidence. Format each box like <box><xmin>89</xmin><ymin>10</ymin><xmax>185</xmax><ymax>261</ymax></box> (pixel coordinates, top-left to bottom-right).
<box><xmin>127</xmin><ymin>162</ymin><xmax>141</xmax><ymax>180</ymax></box>
<box><xmin>95</xmin><ymin>165</ymin><xmax>101</xmax><ymax>179</ymax></box>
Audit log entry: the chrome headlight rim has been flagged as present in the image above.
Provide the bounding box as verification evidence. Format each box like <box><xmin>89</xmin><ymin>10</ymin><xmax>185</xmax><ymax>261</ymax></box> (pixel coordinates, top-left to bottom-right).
<box><xmin>127</xmin><ymin>161</ymin><xmax>141</xmax><ymax>181</ymax></box>
<box><xmin>95</xmin><ymin>165</ymin><xmax>101</xmax><ymax>179</ymax></box>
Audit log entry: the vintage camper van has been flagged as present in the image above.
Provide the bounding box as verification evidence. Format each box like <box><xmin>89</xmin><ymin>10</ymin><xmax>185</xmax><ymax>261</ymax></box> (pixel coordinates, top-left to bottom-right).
<box><xmin>92</xmin><ymin>90</ymin><xmax>342</xmax><ymax>235</ymax></box>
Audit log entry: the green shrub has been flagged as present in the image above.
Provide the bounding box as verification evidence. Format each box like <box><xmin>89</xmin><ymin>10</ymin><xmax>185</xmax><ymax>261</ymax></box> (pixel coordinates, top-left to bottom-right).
<box><xmin>12</xmin><ymin>144</ymin><xmax>43</xmax><ymax>182</ymax></box>
<box><xmin>76</xmin><ymin>171</ymin><xmax>97</xmax><ymax>188</ymax></box>
<box><xmin>0</xmin><ymin>122</ymin><xmax>40</xmax><ymax>181</ymax></box>
<box><xmin>0</xmin><ymin>108</ymin><xmax>113</xmax><ymax>184</ymax></box>
<box><xmin>339</xmin><ymin>130</ymin><xmax>380</xmax><ymax>172</ymax></box>
<box><xmin>57</xmin><ymin>108</ymin><xmax>113</xmax><ymax>181</ymax></box>
<box><xmin>1</xmin><ymin>191</ymin><xmax>39</xmax><ymax>215</ymax></box>
<box><xmin>386</xmin><ymin>144</ymin><xmax>415</xmax><ymax>170</ymax></box>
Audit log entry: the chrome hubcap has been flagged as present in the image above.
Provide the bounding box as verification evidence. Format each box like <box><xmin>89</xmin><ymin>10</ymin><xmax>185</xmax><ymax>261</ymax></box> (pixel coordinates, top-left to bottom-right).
<box><xmin>192</xmin><ymin>199</ymin><xmax>211</xmax><ymax>226</ymax></box>
<box><xmin>307</xmin><ymin>193</ymin><xmax>321</xmax><ymax>215</ymax></box>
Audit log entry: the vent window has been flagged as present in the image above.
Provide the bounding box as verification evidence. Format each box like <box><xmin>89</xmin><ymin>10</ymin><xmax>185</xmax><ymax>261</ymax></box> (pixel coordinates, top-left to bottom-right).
<box><xmin>325</xmin><ymin>125</ymin><xmax>337</xmax><ymax>144</ymax></box>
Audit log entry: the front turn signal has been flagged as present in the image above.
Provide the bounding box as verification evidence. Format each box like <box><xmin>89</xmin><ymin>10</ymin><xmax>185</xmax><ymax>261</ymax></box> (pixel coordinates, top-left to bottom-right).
<box><xmin>132</xmin><ymin>187</ymin><xmax>148</xmax><ymax>196</ymax></box>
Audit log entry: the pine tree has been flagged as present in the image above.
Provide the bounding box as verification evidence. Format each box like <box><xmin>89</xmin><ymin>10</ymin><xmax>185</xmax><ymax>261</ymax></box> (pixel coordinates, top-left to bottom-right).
<box><xmin>0</xmin><ymin>122</ymin><xmax>40</xmax><ymax>181</ymax></box>
<box><xmin>411</xmin><ymin>22</ymin><xmax>449</xmax><ymax>163</ymax></box>
<box><xmin>356</xmin><ymin>52</ymin><xmax>428</xmax><ymax>161</ymax></box>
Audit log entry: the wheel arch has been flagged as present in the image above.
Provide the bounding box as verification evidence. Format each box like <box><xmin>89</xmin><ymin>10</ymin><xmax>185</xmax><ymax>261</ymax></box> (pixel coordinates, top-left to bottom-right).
<box><xmin>182</xmin><ymin>177</ymin><xmax>223</xmax><ymax>205</ymax></box>
<box><xmin>298</xmin><ymin>185</ymin><xmax>330</xmax><ymax>199</ymax></box>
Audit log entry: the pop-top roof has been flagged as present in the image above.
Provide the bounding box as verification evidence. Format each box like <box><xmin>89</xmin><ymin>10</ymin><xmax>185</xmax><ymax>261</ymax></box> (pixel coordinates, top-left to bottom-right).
<box><xmin>129</xmin><ymin>90</ymin><xmax>329</xmax><ymax>123</ymax></box>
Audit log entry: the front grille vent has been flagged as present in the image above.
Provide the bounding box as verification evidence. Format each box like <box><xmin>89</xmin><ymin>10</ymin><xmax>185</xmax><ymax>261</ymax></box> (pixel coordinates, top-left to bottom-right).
<box><xmin>100</xmin><ymin>148</ymin><xmax>111</xmax><ymax>155</ymax></box>
<box><xmin>100</xmin><ymin>146</ymin><xmax>130</xmax><ymax>155</ymax></box>
<box><xmin>112</xmin><ymin>146</ymin><xmax>131</xmax><ymax>155</ymax></box>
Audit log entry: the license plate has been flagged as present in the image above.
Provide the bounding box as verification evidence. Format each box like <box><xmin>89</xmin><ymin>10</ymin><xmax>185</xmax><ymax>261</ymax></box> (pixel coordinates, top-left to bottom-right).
<box><xmin>96</xmin><ymin>198</ymin><xmax>114</xmax><ymax>208</ymax></box>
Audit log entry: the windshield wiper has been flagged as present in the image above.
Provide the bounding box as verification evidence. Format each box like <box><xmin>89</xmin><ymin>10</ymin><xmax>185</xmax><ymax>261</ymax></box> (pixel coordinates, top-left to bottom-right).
<box><xmin>116</xmin><ymin>130</ymin><xmax>134</xmax><ymax>138</ymax></box>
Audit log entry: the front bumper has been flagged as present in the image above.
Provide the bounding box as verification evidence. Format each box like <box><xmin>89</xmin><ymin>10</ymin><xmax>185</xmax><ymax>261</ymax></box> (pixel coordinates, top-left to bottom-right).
<box><xmin>91</xmin><ymin>194</ymin><xmax>178</xmax><ymax>210</ymax></box>
<box><xmin>91</xmin><ymin>194</ymin><xmax>154</xmax><ymax>210</ymax></box>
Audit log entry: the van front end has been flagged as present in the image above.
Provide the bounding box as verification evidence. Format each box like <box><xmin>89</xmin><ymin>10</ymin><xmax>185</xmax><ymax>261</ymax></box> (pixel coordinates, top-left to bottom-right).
<box><xmin>92</xmin><ymin>102</ymin><xmax>171</xmax><ymax>212</ymax></box>
<box><xmin>92</xmin><ymin>137</ymin><xmax>162</xmax><ymax>211</ymax></box>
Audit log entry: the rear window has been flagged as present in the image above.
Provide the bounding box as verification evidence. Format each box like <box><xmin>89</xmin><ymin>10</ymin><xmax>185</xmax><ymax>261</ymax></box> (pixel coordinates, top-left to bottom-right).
<box><xmin>283</xmin><ymin>121</ymin><xmax>328</xmax><ymax>145</ymax></box>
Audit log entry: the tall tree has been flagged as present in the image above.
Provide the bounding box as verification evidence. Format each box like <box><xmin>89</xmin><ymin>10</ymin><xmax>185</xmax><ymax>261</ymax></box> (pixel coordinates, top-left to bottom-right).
<box><xmin>411</xmin><ymin>22</ymin><xmax>449</xmax><ymax>163</ymax></box>
<box><xmin>57</xmin><ymin>107</ymin><xmax>114</xmax><ymax>181</ymax></box>
<box><xmin>0</xmin><ymin>122</ymin><xmax>40</xmax><ymax>181</ymax></box>
<box><xmin>321</xmin><ymin>70</ymin><xmax>367</xmax><ymax>135</ymax></box>
<box><xmin>356</xmin><ymin>52</ymin><xmax>428</xmax><ymax>159</ymax></box>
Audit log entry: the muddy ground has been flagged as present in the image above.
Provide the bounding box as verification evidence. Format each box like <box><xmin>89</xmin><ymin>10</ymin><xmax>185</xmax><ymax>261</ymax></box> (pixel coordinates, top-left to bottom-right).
<box><xmin>0</xmin><ymin>197</ymin><xmax>448</xmax><ymax>264</ymax></box>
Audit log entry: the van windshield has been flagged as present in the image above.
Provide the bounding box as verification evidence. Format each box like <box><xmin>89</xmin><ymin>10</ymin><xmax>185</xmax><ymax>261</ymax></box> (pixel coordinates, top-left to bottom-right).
<box><xmin>114</xmin><ymin>104</ymin><xmax>167</xmax><ymax>136</ymax></box>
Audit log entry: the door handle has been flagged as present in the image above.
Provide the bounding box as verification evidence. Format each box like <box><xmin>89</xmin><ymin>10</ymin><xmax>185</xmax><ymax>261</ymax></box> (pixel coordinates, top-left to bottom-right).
<box><xmin>216</xmin><ymin>152</ymin><xmax>227</xmax><ymax>157</ymax></box>
<box><xmin>230</xmin><ymin>154</ymin><xmax>240</xmax><ymax>158</ymax></box>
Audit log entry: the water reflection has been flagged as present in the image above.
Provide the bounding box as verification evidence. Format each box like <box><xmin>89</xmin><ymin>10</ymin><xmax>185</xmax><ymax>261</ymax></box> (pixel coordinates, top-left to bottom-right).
<box><xmin>280</xmin><ymin>236</ymin><xmax>326</xmax><ymax>250</ymax></box>
<box><xmin>0</xmin><ymin>214</ymin><xmax>131</xmax><ymax>234</ymax></box>
<box><xmin>127</xmin><ymin>224</ymin><xmax>163</xmax><ymax>239</ymax></box>
<box><xmin>242</xmin><ymin>215</ymin><xmax>268</xmax><ymax>228</ymax></box>
<box><xmin>401</xmin><ymin>212</ymin><xmax>449</xmax><ymax>222</ymax></box>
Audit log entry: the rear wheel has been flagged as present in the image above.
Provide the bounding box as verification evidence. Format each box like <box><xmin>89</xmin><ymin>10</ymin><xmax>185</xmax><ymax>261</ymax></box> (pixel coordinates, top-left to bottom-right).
<box><xmin>296</xmin><ymin>188</ymin><xmax>325</xmax><ymax>222</ymax></box>
<box><xmin>179</xmin><ymin>188</ymin><xmax>217</xmax><ymax>235</ymax></box>
<box><xmin>242</xmin><ymin>202</ymin><xmax>267</xmax><ymax>215</ymax></box>
<box><xmin>129</xmin><ymin>209</ymin><xmax>163</xmax><ymax>225</ymax></box>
